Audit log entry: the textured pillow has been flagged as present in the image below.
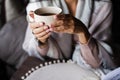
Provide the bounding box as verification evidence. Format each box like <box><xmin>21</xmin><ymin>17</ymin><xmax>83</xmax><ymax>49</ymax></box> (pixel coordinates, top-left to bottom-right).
<box><xmin>21</xmin><ymin>60</ymin><xmax>101</xmax><ymax>80</ymax></box>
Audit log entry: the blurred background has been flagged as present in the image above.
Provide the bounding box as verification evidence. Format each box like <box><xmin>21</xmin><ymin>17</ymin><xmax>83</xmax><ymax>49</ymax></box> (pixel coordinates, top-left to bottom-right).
<box><xmin>0</xmin><ymin>0</ymin><xmax>29</xmax><ymax>80</ymax></box>
<box><xmin>0</xmin><ymin>0</ymin><xmax>29</xmax><ymax>28</ymax></box>
<box><xmin>0</xmin><ymin>0</ymin><xmax>120</xmax><ymax>80</ymax></box>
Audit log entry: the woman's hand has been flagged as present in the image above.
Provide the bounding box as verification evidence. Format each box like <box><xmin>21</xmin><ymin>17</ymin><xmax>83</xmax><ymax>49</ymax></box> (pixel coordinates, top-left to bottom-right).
<box><xmin>29</xmin><ymin>11</ymin><xmax>52</xmax><ymax>44</ymax></box>
<box><xmin>30</xmin><ymin>22</ymin><xmax>51</xmax><ymax>43</ymax></box>
<box><xmin>51</xmin><ymin>14</ymin><xmax>86</xmax><ymax>34</ymax></box>
<box><xmin>51</xmin><ymin>14</ymin><xmax>90</xmax><ymax>44</ymax></box>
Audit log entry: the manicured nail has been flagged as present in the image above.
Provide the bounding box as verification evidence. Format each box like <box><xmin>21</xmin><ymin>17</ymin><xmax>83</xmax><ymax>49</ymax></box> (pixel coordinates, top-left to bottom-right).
<box><xmin>46</xmin><ymin>29</ymin><xmax>50</xmax><ymax>32</ymax></box>
<box><xmin>39</xmin><ymin>22</ymin><xmax>45</xmax><ymax>26</ymax></box>
<box><xmin>49</xmin><ymin>28</ymin><xmax>53</xmax><ymax>31</ymax></box>
<box><xmin>44</xmin><ymin>25</ymin><xmax>49</xmax><ymax>30</ymax></box>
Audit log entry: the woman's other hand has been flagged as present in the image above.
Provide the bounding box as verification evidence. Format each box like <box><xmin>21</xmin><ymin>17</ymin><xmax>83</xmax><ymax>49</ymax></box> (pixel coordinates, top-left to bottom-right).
<box><xmin>51</xmin><ymin>14</ymin><xmax>90</xmax><ymax>44</ymax></box>
<box><xmin>51</xmin><ymin>14</ymin><xmax>86</xmax><ymax>34</ymax></box>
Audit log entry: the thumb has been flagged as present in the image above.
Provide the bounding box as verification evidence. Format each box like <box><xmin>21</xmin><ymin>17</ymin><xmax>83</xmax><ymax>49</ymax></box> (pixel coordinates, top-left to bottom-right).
<box><xmin>27</xmin><ymin>11</ymin><xmax>35</xmax><ymax>22</ymax></box>
<box><xmin>29</xmin><ymin>11</ymin><xmax>34</xmax><ymax>19</ymax></box>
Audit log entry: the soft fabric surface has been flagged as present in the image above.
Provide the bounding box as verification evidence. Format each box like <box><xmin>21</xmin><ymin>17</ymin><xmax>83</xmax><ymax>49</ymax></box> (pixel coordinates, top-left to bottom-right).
<box><xmin>0</xmin><ymin>15</ymin><xmax>28</xmax><ymax>69</ymax></box>
<box><xmin>23</xmin><ymin>62</ymin><xmax>100</xmax><ymax>80</ymax></box>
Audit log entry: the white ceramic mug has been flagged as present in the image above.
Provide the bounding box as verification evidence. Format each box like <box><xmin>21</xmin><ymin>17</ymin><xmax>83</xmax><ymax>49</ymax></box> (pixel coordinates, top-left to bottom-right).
<box><xmin>32</xmin><ymin>7</ymin><xmax>62</xmax><ymax>25</ymax></box>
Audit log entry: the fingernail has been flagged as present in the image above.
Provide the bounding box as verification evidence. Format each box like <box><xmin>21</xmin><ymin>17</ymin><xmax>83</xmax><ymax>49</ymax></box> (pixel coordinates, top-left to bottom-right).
<box><xmin>46</xmin><ymin>29</ymin><xmax>50</xmax><ymax>32</ymax></box>
<box><xmin>49</xmin><ymin>28</ymin><xmax>53</xmax><ymax>31</ymax></box>
<box><xmin>39</xmin><ymin>22</ymin><xmax>45</xmax><ymax>26</ymax></box>
<box><xmin>44</xmin><ymin>25</ymin><xmax>49</xmax><ymax>30</ymax></box>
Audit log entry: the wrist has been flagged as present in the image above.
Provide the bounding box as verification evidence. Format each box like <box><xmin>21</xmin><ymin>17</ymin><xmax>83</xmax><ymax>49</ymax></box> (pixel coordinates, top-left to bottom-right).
<box><xmin>38</xmin><ymin>40</ymin><xmax>48</xmax><ymax>48</ymax></box>
<box><xmin>36</xmin><ymin>38</ymin><xmax>48</xmax><ymax>48</ymax></box>
<box><xmin>37</xmin><ymin>43</ymin><xmax>49</xmax><ymax>57</ymax></box>
<box><xmin>77</xmin><ymin>32</ymin><xmax>90</xmax><ymax>44</ymax></box>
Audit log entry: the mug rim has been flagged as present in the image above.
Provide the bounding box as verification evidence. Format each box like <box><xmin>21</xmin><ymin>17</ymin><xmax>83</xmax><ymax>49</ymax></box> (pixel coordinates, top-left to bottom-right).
<box><xmin>34</xmin><ymin>6</ymin><xmax>62</xmax><ymax>16</ymax></box>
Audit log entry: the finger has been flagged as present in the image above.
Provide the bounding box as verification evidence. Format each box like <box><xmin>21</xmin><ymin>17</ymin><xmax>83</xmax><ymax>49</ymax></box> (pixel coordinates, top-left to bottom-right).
<box><xmin>37</xmin><ymin>32</ymin><xmax>51</xmax><ymax>41</ymax></box>
<box><xmin>63</xmin><ymin>19</ymin><xmax>74</xmax><ymax>28</ymax></box>
<box><xmin>53</xmin><ymin>26</ymin><xmax>64</xmax><ymax>32</ymax></box>
<box><xmin>29</xmin><ymin>11</ymin><xmax>34</xmax><ymax>19</ymax></box>
<box><xmin>54</xmin><ymin>14</ymin><xmax>72</xmax><ymax>20</ymax></box>
<box><xmin>33</xmin><ymin>25</ymin><xmax>49</xmax><ymax>34</ymax></box>
<box><xmin>35</xmin><ymin>29</ymin><xmax>49</xmax><ymax>38</ymax></box>
<box><xmin>32</xmin><ymin>26</ymin><xmax>44</xmax><ymax>34</ymax></box>
<box><xmin>30</xmin><ymin>22</ymin><xmax>45</xmax><ymax>29</ymax></box>
<box><xmin>52</xmin><ymin>20</ymin><xmax>63</xmax><ymax>27</ymax></box>
<box><xmin>30</xmin><ymin>22</ymin><xmax>40</xmax><ymax>29</ymax></box>
<box><xmin>52</xmin><ymin>20</ymin><xmax>73</xmax><ymax>31</ymax></box>
<box><xmin>27</xmin><ymin>11</ymin><xmax>35</xmax><ymax>23</ymax></box>
<box><xmin>48</xmin><ymin>26</ymin><xmax>53</xmax><ymax>31</ymax></box>
<box><xmin>54</xmin><ymin>27</ymin><xmax>74</xmax><ymax>34</ymax></box>
<box><xmin>53</xmin><ymin>16</ymin><xmax>73</xmax><ymax>27</ymax></box>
